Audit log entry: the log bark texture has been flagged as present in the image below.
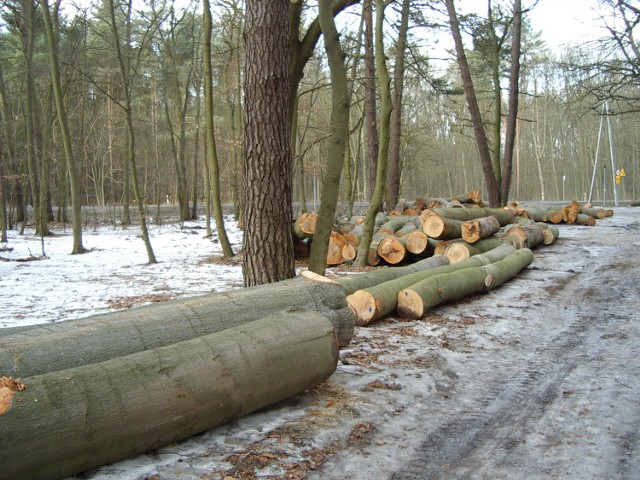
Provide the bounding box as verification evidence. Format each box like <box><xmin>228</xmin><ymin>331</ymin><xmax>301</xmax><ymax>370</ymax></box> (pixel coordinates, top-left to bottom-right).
<box><xmin>1</xmin><ymin>276</ymin><xmax>354</xmax><ymax>378</ymax></box>
<box><xmin>422</xmin><ymin>215</ymin><xmax>463</xmax><ymax>240</ymax></box>
<box><xmin>397</xmin><ymin>248</ymin><xmax>532</xmax><ymax>319</ymax></box>
<box><xmin>445</xmin><ymin>237</ymin><xmax>518</xmax><ymax>264</ymax></box>
<box><xmin>339</xmin><ymin>255</ymin><xmax>449</xmax><ymax>296</ymax></box>
<box><xmin>0</xmin><ymin>312</ymin><xmax>339</xmax><ymax>480</ymax></box>
<box><xmin>348</xmin><ymin>244</ymin><xmax>514</xmax><ymax>325</ymax></box>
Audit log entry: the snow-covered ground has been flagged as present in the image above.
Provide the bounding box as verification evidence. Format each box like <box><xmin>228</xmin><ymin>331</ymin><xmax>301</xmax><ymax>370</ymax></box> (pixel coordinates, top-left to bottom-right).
<box><xmin>0</xmin><ymin>216</ymin><xmax>244</xmax><ymax>328</ymax></box>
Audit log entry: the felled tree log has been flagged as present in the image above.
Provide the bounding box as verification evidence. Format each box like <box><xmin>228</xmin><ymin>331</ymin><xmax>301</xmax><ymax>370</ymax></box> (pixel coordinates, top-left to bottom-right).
<box><xmin>377</xmin><ymin>235</ymin><xmax>407</xmax><ymax>265</ymax></box>
<box><xmin>503</xmin><ymin>223</ymin><xmax>548</xmax><ymax>249</ymax></box>
<box><xmin>575</xmin><ymin>213</ymin><xmax>596</xmax><ymax>226</ymax></box>
<box><xmin>347</xmin><ymin>244</ymin><xmax>515</xmax><ymax>325</ymax></box>
<box><xmin>1</xmin><ymin>275</ymin><xmax>355</xmax><ymax>378</ymax></box>
<box><xmin>580</xmin><ymin>207</ymin><xmax>607</xmax><ymax>219</ymax></box>
<box><xmin>461</xmin><ymin>215</ymin><xmax>501</xmax><ymax>243</ymax></box>
<box><xmin>445</xmin><ymin>237</ymin><xmax>519</xmax><ymax>264</ymax></box>
<box><xmin>397</xmin><ymin>248</ymin><xmax>533</xmax><ymax>319</ymax></box>
<box><xmin>422</xmin><ymin>215</ymin><xmax>464</xmax><ymax>240</ymax></box>
<box><xmin>0</xmin><ymin>312</ymin><xmax>339</xmax><ymax>480</ymax></box>
<box><xmin>327</xmin><ymin>231</ymin><xmax>347</xmax><ymax>265</ymax></box>
<box><xmin>561</xmin><ymin>201</ymin><xmax>581</xmax><ymax>223</ymax></box>
<box><xmin>378</xmin><ymin>216</ymin><xmax>414</xmax><ymax>235</ymax></box>
<box><xmin>422</xmin><ymin>207</ymin><xmax>515</xmax><ymax>226</ymax></box>
<box><xmin>403</xmin><ymin>230</ymin><xmax>430</xmax><ymax>255</ymax></box>
<box><xmin>339</xmin><ymin>255</ymin><xmax>449</xmax><ymax>296</ymax></box>
<box><xmin>542</xmin><ymin>225</ymin><xmax>560</xmax><ymax>245</ymax></box>
<box><xmin>293</xmin><ymin>212</ymin><xmax>317</xmax><ymax>240</ymax></box>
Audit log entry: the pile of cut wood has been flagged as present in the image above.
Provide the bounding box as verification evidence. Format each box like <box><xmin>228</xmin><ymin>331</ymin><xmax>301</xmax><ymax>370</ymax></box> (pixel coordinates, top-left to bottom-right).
<box><xmin>293</xmin><ymin>196</ymin><xmax>610</xmax><ymax>268</ymax></box>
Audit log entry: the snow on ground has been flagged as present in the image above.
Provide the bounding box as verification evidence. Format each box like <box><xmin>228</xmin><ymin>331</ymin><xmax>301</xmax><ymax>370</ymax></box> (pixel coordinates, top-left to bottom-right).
<box><xmin>0</xmin><ymin>216</ymin><xmax>244</xmax><ymax>328</ymax></box>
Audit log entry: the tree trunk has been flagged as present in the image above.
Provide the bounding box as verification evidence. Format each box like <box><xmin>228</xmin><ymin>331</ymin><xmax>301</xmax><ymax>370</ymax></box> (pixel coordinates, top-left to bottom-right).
<box><xmin>445</xmin><ymin>0</ymin><xmax>500</xmax><ymax>207</ymax></box>
<box><xmin>386</xmin><ymin>0</ymin><xmax>410</xmax><ymax>210</ymax></box>
<box><xmin>0</xmin><ymin>275</ymin><xmax>354</xmax><ymax>379</ymax></box>
<box><xmin>363</xmin><ymin>0</ymin><xmax>378</xmax><ymax>195</ymax></box>
<box><xmin>204</xmin><ymin>0</ymin><xmax>234</xmax><ymax>257</ymax></box>
<box><xmin>41</xmin><ymin>0</ymin><xmax>84</xmax><ymax>253</ymax></box>
<box><xmin>308</xmin><ymin>0</ymin><xmax>350</xmax><ymax>275</ymax></box>
<box><xmin>461</xmin><ymin>215</ymin><xmax>501</xmax><ymax>243</ymax></box>
<box><xmin>354</xmin><ymin>0</ymin><xmax>392</xmax><ymax>267</ymax></box>
<box><xmin>397</xmin><ymin>248</ymin><xmax>533</xmax><ymax>319</ymax></box>
<box><xmin>0</xmin><ymin>312</ymin><xmax>338</xmax><ymax>480</ymax></box>
<box><xmin>243</xmin><ymin>0</ymin><xmax>295</xmax><ymax>286</ymax></box>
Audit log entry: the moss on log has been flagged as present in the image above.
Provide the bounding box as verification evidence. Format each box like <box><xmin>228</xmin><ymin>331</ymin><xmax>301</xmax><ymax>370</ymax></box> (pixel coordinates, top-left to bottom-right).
<box><xmin>339</xmin><ymin>255</ymin><xmax>449</xmax><ymax>296</ymax></box>
<box><xmin>348</xmin><ymin>244</ymin><xmax>515</xmax><ymax>325</ymax></box>
<box><xmin>1</xmin><ymin>275</ymin><xmax>355</xmax><ymax>378</ymax></box>
<box><xmin>0</xmin><ymin>312</ymin><xmax>338</xmax><ymax>480</ymax></box>
<box><xmin>397</xmin><ymin>248</ymin><xmax>532</xmax><ymax>319</ymax></box>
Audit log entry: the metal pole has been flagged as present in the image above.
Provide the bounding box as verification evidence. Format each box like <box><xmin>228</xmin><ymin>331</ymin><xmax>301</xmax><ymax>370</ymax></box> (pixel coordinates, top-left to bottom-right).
<box><xmin>605</xmin><ymin>101</ymin><xmax>619</xmax><ymax>206</ymax></box>
<box><xmin>588</xmin><ymin>104</ymin><xmax>606</xmax><ymax>204</ymax></box>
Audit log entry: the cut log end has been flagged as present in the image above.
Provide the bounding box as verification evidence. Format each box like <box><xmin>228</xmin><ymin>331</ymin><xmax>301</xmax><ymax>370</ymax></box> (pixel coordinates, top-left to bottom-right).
<box><xmin>444</xmin><ymin>243</ymin><xmax>470</xmax><ymax>264</ymax></box>
<box><xmin>377</xmin><ymin>237</ymin><xmax>406</xmax><ymax>265</ymax></box>
<box><xmin>396</xmin><ymin>289</ymin><xmax>424</xmax><ymax>319</ymax></box>
<box><xmin>347</xmin><ymin>290</ymin><xmax>378</xmax><ymax>326</ymax></box>
<box><xmin>405</xmin><ymin>231</ymin><xmax>428</xmax><ymax>254</ymax></box>
<box><xmin>422</xmin><ymin>215</ymin><xmax>445</xmax><ymax>238</ymax></box>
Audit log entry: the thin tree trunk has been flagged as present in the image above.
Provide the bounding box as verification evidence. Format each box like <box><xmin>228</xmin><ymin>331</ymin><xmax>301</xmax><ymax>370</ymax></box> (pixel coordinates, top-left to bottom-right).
<box><xmin>41</xmin><ymin>0</ymin><xmax>84</xmax><ymax>253</ymax></box>
<box><xmin>445</xmin><ymin>0</ymin><xmax>500</xmax><ymax>207</ymax></box>
<box><xmin>500</xmin><ymin>0</ymin><xmax>522</xmax><ymax>204</ymax></box>
<box><xmin>354</xmin><ymin>0</ymin><xmax>392</xmax><ymax>267</ymax></box>
<box><xmin>386</xmin><ymin>0</ymin><xmax>410</xmax><ymax>211</ymax></box>
<box><xmin>204</xmin><ymin>0</ymin><xmax>234</xmax><ymax>258</ymax></box>
<box><xmin>363</xmin><ymin>0</ymin><xmax>379</xmax><ymax>196</ymax></box>
<box><xmin>308</xmin><ymin>0</ymin><xmax>350</xmax><ymax>274</ymax></box>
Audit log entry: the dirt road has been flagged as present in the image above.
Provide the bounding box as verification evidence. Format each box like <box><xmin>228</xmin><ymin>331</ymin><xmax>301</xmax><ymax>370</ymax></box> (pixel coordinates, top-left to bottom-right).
<box><xmin>69</xmin><ymin>206</ymin><xmax>640</xmax><ymax>480</ymax></box>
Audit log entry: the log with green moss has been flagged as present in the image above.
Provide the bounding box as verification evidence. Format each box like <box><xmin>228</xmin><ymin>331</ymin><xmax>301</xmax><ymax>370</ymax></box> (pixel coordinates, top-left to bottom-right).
<box><xmin>292</xmin><ymin>212</ymin><xmax>317</xmax><ymax>240</ymax></box>
<box><xmin>422</xmin><ymin>207</ymin><xmax>515</xmax><ymax>226</ymax></box>
<box><xmin>397</xmin><ymin>248</ymin><xmax>533</xmax><ymax>319</ymax></box>
<box><xmin>1</xmin><ymin>275</ymin><xmax>354</xmax><ymax>379</ymax></box>
<box><xmin>347</xmin><ymin>243</ymin><xmax>515</xmax><ymax>325</ymax></box>
<box><xmin>445</xmin><ymin>237</ymin><xmax>519</xmax><ymax>264</ymax></box>
<box><xmin>0</xmin><ymin>311</ymin><xmax>339</xmax><ymax>480</ymax></box>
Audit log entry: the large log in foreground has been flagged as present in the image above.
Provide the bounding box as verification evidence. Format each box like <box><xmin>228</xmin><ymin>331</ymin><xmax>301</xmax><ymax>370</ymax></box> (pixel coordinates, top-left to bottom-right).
<box><xmin>1</xmin><ymin>275</ymin><xmax>354</xmax><ymax>378</ymax></box>
<box><xmin>0</xmin><ymin>312</ymin><xmax>339</xmax><ymax>480</ymax></box>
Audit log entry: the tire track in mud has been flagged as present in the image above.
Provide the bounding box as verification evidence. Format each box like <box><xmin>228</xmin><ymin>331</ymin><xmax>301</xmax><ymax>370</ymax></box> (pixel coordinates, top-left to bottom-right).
<box><xmin>392</xmin><ymin>235</ymin><xmax>640</xmax><ymax>480</ymax></box>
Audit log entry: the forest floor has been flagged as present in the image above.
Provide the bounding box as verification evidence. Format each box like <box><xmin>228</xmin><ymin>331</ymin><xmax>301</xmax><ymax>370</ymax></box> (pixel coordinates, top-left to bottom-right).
<box><xmin>1</xmin><ymin>205</ymin><xmax>639</xmax><ymax>480</ymax></box>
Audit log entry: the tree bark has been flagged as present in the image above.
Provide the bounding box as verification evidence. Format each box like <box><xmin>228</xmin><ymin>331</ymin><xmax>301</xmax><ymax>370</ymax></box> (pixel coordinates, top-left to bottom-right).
<box><xmin>0</xmin><ymin>312</ymin><xmax>338</xmax><ymax>480</ymax></box>
<box><xmin>243</xmin><ymin>0</ymin><xmax>295</xmax><ymax>286</ymax></box>
<box><xmin>339</xmin><ymin>254</ymin><xmax>449</xmax><ymax>296</ymax></box>
<box><xmin>445</xmin><ymin>237</ymin><xmax>519</xmax><ymax>264</ymax></box>
<box><xmin>349</xmin><ymin>243</ymin><xmax>515</xmax><ymax>325</ymax></box>
<box><xmin>363</xmin><ymin>0</ymin><xmax>379</xmax><ymax>195</ymax></box>
<box><xmin>0</xmin><ymin>275</ymin><xmax>354</xmax><ymax>379</ymax></box>
<box><xmin>309</xmin><ymin>0</ymin><xmax>350</xmax><ymax>275</ymax></box>
<box><xmin>398</xmin><ymin>248</ymin><xmax>533</xmax><ymax>319</ymax></box>
<box><xmin>445</xmin><ymin>0</ymin><xmax>500</xmax><ymax>207</ymax></box>
<box><xmin>204</xmin><ymin>0</ymin><xmax>235</xmax><ymax>257</ymax></box>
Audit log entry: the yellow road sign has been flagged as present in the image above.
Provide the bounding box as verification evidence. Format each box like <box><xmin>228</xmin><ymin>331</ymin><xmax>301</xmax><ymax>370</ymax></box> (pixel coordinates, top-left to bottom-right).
<box><xmin>620</xmin><ymin>168</ymin><xmax>626</xmax><ymax>177</ymax></box>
